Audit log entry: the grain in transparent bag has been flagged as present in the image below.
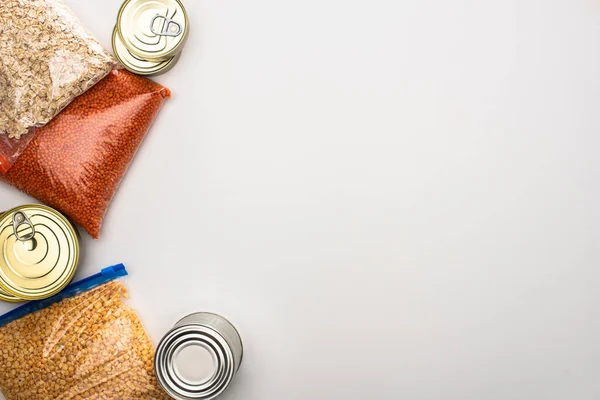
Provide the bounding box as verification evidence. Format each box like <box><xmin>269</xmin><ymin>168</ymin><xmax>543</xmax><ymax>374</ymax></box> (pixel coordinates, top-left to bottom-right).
<box><xmin>0</xmin><ymin>0</ymin><xmax>115</xmax><ymax>173</ymax></box>
<box><xmin>0</xmin><ymin>265</ymin><xmax>168</xmax><ymax>400</ymax></box>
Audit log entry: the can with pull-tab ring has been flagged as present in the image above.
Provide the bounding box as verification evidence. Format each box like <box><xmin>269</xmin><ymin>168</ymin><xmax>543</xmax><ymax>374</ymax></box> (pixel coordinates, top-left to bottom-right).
<box><xmin>0</xmin><ymin>205</ymin><xmax>80</xmax><ymax>301</ymax></box>
<box><xmin>114</xmin><ymin>0</ymin><xmax>189</xmax><ymax>75</ymax></box>
<box><xmin>155</xmin><ymin>312</ymin><xmax>243</xmax><ymax>400</ymax></box>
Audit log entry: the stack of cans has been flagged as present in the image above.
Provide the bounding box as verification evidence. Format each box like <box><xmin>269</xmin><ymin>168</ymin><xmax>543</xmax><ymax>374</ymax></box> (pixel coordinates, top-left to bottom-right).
<box><xmin>0</xmin><ymin>205</ymin><xmax>80</xmax><ymax>302</ymax></box>
<box><xmin>113</xmin><ymin>0</ymin><xmax>189</xmax><ymax>76</ymax></box>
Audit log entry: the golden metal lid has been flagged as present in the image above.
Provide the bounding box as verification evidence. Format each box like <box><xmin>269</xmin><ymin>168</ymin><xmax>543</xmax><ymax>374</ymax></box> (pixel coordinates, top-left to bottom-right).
<box><xmin>0</xmin><ymin>205</ymin><xmax>80</xmax><ymax>301</ymax></box>
<box><xmin>117</xmin><ymin>0</ymin><xmax>189</xmax><ymax>61</ymax></box>
<box><xmin>112</xmin><ymin>26</ymin><xmax>180</xmax><ymax>76</ymax></box>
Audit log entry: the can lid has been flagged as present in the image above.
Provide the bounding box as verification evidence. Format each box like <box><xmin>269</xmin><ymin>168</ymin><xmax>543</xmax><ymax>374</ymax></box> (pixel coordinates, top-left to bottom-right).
<box><xmin>0</xmin><ymin>205</ymin><xmax>80</xmax><ymax>301</ymax></box>
<box><xmin>117</xmin><ymin>0</ymin><xmax>189</xmax><ymax>61</ymax></box>
<box><xmin>112</xmin><ymin>26</ymin><xmax>181</xmax><ymax>76</ymax></box>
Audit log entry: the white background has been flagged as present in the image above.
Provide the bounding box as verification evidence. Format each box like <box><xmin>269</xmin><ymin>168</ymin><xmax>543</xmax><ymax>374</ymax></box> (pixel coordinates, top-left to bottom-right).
<box><xmin>1</xmin><ymin>0</ymin><xmax>599</xmax><ymax>399</ymax></box>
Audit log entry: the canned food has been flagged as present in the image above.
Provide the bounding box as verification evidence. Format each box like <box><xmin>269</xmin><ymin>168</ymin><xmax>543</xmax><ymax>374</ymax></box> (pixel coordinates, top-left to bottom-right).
<box><xmin>116</xmin><ymin>0</ymin><xmax>189</xmax><ymax>61</ymax></box>
<box><xmin>0</xmin><ymin>205</ymin><xmax>80</xmax><ymax>301</ymax></box>
<box><xmin>155</xmin><ymin>312</ymin><xmax>243</xmax><ymax>400</ymax></box>
<box><xmin>112</xmin><ymin>26</ymin><xmax>181</xmax><ymax>76</ymax></box>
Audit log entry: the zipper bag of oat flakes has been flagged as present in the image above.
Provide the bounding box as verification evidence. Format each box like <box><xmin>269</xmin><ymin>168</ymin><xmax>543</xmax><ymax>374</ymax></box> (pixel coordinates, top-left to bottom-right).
<box><xmin>0</xmin><ymin>0</ymin><xmax>115</xmax><ymax>174</ymax></box>
<box><xmin>0</xmin><ymin>264</ymin><xmax>168</xmax><ymax>400</ymax></box>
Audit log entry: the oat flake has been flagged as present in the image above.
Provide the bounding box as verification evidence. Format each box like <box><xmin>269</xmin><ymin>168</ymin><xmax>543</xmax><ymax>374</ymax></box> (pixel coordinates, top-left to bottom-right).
<box><xmin>0</xmin><ymin>0</ymin><xmax>114</xmax><ymax>139</ymax></box>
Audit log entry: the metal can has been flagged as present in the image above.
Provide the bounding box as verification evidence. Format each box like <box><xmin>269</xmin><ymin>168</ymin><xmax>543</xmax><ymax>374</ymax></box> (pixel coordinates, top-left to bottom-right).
<box><xmin>116</xmin><ymin>0</ymin><xmax>189</xmax><ymax>61</ymax></box>
<box><xmin>0</xmin><ymin>205</ymin><xmax>80</xmax><ymax>301</ymax></box>
<box><xmin>155</xmin><ymin>312</ymin><xmax>243</xmax><ymax>400</ymax></box>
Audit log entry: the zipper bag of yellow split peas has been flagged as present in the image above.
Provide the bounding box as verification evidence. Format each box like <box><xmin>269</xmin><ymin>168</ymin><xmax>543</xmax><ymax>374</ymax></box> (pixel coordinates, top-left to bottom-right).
<box><xmin>0</xmin><ymin>264</ymin><xmax>168</xmax><ymax>400</ymax></box>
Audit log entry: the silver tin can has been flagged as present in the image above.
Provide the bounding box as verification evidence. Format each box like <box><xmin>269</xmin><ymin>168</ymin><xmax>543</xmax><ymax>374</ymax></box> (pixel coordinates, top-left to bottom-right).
<box><xmin>155</xmin><ymin>312</ymin><xmax>243</xmax><ymax>400</ymax></box>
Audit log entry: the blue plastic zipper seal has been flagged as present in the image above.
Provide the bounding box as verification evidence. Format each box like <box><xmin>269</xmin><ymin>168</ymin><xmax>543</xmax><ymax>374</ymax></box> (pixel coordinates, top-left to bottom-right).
<box><xmin>0</xmin><ymin>263</ymin><xmax>128</xmax><ymax>328</ymax></box>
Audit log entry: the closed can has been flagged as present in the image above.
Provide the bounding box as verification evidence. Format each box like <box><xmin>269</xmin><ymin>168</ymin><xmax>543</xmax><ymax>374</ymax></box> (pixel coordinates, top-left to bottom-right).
<box><xmin>0</xmin><ymin>205</ymin><xmax>80</xmax><ymax>301</ymax></box>
<box><xmin>116</xmin><ymin>0</ymin><xmax>189</xmax><ymax>61</ymax></box>
<box><xmin>155</xmin><ymin>312</ymin><xmax>243</xmax><ymax>400</ymax></box>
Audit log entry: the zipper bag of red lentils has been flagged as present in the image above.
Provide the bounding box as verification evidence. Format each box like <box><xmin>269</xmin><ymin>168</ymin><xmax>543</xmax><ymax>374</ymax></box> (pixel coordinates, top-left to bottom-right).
<box><xmin>1</xmin><ymin>69</ymin><xmax>170</xmax><ymax>239</ymax></box>
<box><xmin>0</xmin><ymin>264</ymin><xmax>168</xmax><ymax>400</ymax></box>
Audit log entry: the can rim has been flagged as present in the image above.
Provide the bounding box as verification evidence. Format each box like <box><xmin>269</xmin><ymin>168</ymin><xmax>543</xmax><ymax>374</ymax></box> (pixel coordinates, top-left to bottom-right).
<box><xmin>155</xmin><ymin>323</ymin><xmax>238</xmax><ymax>400</ymax></box>
<box><xmin>0</xmin><ymin>290</ymin><xmax>23</xmax><ymax>303</ymax></box>
<box><xmin>0</xmin><ymin>212</ymin><xmax>14</xmax><ymax>303</ymax></box>
<box><xmin>116</xmin><ymin>0</ymin><xmax>190</xmax><ymax>61</ymax></box>
<box><xmin>175</xmin><ymin>312</ymin><xmax>244</xmax><ymax>366</ymax></box>
<box><xmin>112</xmin><ymin>26</ymin><xmax>181</xmax><ymax>76</ymax></box>
<box><xmin>0</xmin><ymin>204</ymin><xmax>80</xmax><ymax>300</ymax></box>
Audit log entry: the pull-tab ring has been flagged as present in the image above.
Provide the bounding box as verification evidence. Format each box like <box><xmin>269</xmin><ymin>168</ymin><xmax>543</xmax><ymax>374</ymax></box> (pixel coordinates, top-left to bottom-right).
<box><xmin>12</xmin><ymin>211</ymin><xmax>35</xmax><ymax>242</ymax></box>
<box><xmin>150</xmin><ymin>14</ymin><xmax>183</xmax><ymax>37</ymax></box>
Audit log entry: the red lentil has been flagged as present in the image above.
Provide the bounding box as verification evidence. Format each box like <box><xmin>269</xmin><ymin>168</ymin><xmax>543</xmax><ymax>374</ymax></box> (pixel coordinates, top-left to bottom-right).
<box><xmin>1</xmin><ymin>69</ymin><xmax>170</xmax><ymax>238</ymax></box>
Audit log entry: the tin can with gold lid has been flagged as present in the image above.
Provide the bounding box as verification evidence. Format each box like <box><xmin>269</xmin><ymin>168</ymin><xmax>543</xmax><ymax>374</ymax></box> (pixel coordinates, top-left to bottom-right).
<box><xmin>116</xmin><ymin>0</ymin><xmax>189</xmax><ymax>62</ymax></box>
<box><xmin>0</xmin><ymin>205</ymin><xmax>80</xmax><ymax>301</ymax></box>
